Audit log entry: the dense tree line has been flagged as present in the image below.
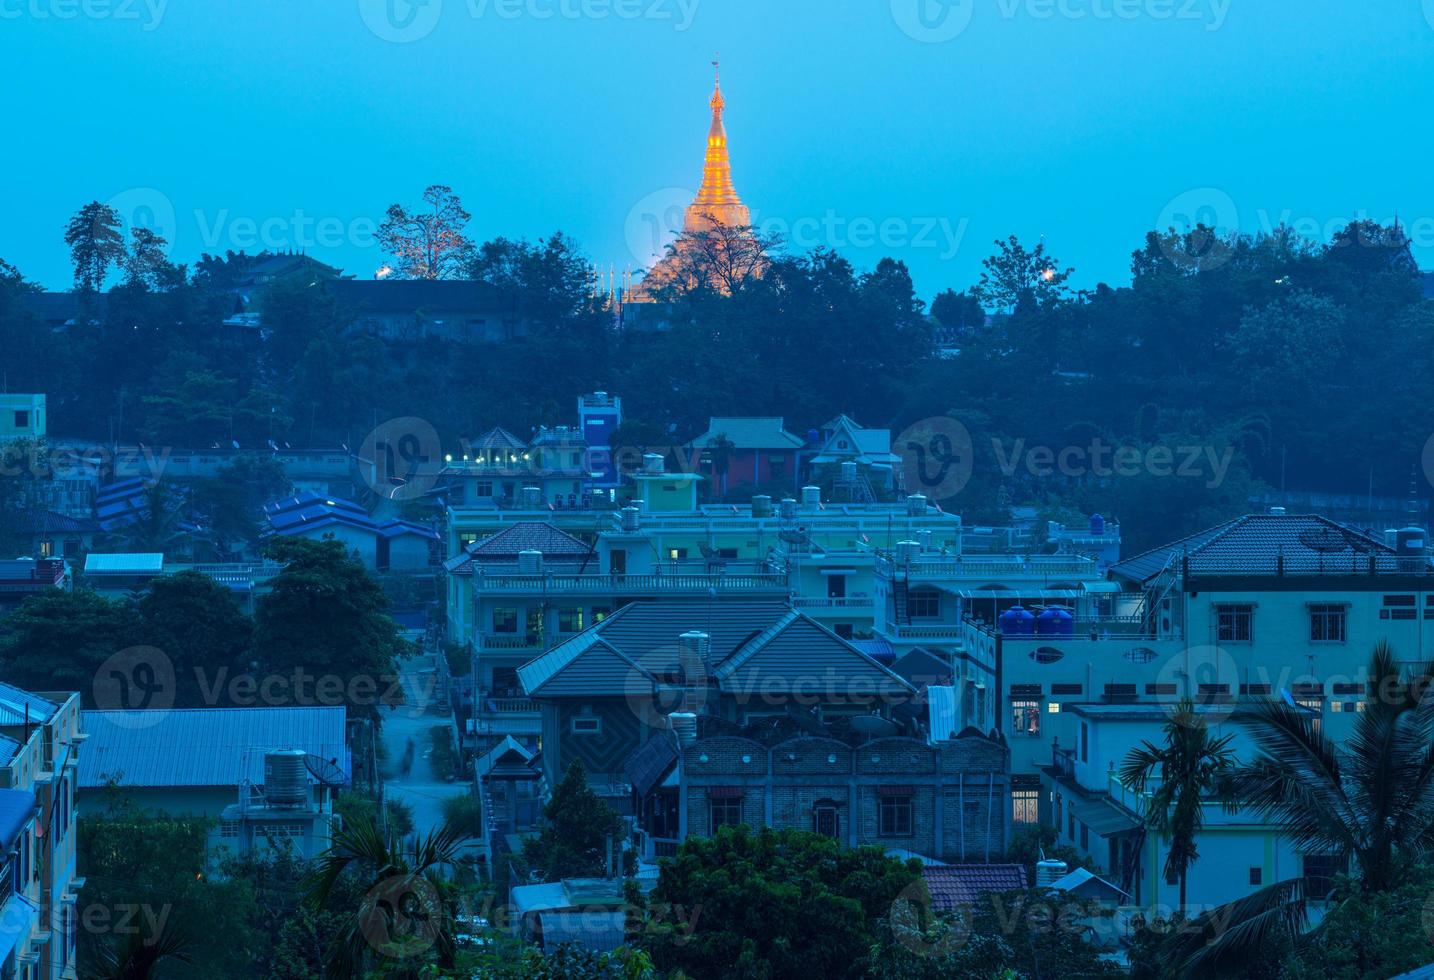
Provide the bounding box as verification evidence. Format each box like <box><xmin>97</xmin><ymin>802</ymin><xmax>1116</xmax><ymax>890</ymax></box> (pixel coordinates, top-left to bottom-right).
<box><xmin>4</xmin><ymin>201</ymin><xmax>1431</xmax><ymax>553</ymax></box>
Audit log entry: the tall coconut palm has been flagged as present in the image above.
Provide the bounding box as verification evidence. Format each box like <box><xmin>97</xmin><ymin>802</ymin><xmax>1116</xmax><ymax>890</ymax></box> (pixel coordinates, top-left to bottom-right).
<box><xmin>1231</xmin><ymin>640</ymin><xmax>1434</xmax><ymax>893</ymax></box>
<box><xmin>307</xmin><ymin>814</ymin><xmax>469</xmax><ymax>978</ymax></box>
<box><xmin>1119</xmin><ymin>699</ymin><xmax>1238</xmax><ymax>914</ymax></box>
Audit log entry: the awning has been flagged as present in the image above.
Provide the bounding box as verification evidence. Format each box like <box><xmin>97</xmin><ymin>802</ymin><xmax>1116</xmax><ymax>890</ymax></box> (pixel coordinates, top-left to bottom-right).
<box><xmin>1082</xmin><ymin>581</ymin><xmax>1122</xmax><ymax>594</ymax></box>
<box><xmin>0</xmin><ymin>893</ymin><xmax>37</xmax><ymax>963</ymax></box>
<box><xmin>1069</xmin><ymin>797</ymin><xmax>1141</xmax><ymax>837</ymax></box>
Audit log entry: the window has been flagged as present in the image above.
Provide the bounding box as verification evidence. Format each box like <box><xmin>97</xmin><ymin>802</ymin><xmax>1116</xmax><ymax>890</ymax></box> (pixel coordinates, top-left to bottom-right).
<box><xmin>668</xmin><ymin>548</ymin><xmax>688</xmax><ymax>560</ymax></box>
<box><xmin>879</xmin><ymin>795</ymin><xmax>913</xmax><ymax>836</ymax></box>
<box><xmin>1240</xmin><ymin>683</ymin><xmax>1272</xmax><ymax>696</ymax></box>
<box><xmin>710</xmin><ymin>796</ymin><xmax>743</xmax><ymax>830</ymax></box>
<box><xmin>716</xmin><ymin>548</ymin><xmax>739</xmax><ymax>559</ymax></box>
<box><xmin>493</xmin><ymin>608</ymin><xmax>518</xmax><ymax>634</ymax></box>
<box><xmin>558</xmin><ymin>608</ymin><xmax>584</xmax><ymax>633</ymax></box>
<box><xmin>1047</xmin><ymin>702</ymin><xmax>1061</xmax><ymax>714</ymax></box>
<box><xmin>1068</xmin><ymin>811</ymin><xmax>1076</xmax><ymax>840</ymax></box>
<box><xmin>1080</xmin><ymin>721</ymin><xmax>1089</xmax><ymax>763</ymax></box>
<box><xmin>570</xmin><ymin>717</ymin><xmax>602</xmax><ymax>735</ymax></box>
<box><xmin>1030</xmin><ymin>647</ymin><xmax>1065</xmax><ymax>664</ymax></box>
<box><xmin>1124</xmin><ymin>647</ymin><xmax>1158</xmax><ymax>664</ymax></box>
<box><xmin>592</xmin><ymin>606</ymin><xmax>611</xmax><ymax>623</ymax></box>
<box><xmin>1216</xmin><ymin>604</ymin><xmax>1254</xmax><ymax>642</ymax></box>
<box><xmin>907</xmin><ymin>590</ymin><xmax>941</xmax><ymax>618</ymax></box>
<box><xmin>1146</xmin><ymin>683</ymin><xmax>1177</xmax><ymax>696</ymax></box>
<box><xmin>1051</xmin><ymin>683</ymin><xmax>1082</xmax><ymax>696</ymax></box>
<box><xmin>1080</xmin><ymin>823</ymin><xmax>1089</xmax><ymax>850</ymax></box>
<box><xmin>1249</xmin><ymin>867</ymin><xmax>1263</xmax><ymax>886</ymax></box>
<box><xmin>1383</xmin><ymin>595</ymin><xmax>1416</xmax><ymax>620</ymax></box>
<box><xmin>1011</xmin><ymin>700</ymin><xmax>1041</xmax><ymax>736</ymax></box>
<box><xmin>1310</xmin><ymin>604</ymin><xmax>1347</xmax><ymax>643</ymax></box>
<box><xmin>13</xmin><ymin>410</ymin><xmax>29</xmax><ymax>429</ymax></box>
<box><xmin>1012</xmin><ymin>788</ymin><xmax>1039</xmax><ymax>826</ymax></box>
<box><xmin>813</xmin><ymin>805</ymin><xmax>839</xmax><ymax>838</ymax></box>
<box><xmin>1302</xmin><ymin>854</ymin><xmax>1347</xmax><ymax>900</ymax></box>
<box><xmin>219</xmin><ymin>820</ymin><xmax>240</xmax><ymax>839</ymax></box>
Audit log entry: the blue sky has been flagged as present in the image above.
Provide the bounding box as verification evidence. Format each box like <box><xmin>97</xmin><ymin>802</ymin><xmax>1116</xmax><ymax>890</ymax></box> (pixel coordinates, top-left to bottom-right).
<box><xmin>4</xmin><ymin>0</ymin><xmax>1434</xmax><ymax>299</ymax></box>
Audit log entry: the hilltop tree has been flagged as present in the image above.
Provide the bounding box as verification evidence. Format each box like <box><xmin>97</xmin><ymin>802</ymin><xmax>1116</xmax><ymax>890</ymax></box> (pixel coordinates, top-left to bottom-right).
<box><xmin>973</xmin><ymin>234</ymin><xmax>1074</xmax><ymax>313</ymax></box>
<box><xmin>124</xmin><ymin>227</ymin><xmax>182</xmax><ymax>291</ymax></box>
<box><xmin>377</xmin><ymin>184</ymin><xmax>474</xmax><ymax>280</ymax></box>
<box><xmin>64</xmin><ymin>201</ymin><xmax>127</xmax><ymax>292</ymax></box>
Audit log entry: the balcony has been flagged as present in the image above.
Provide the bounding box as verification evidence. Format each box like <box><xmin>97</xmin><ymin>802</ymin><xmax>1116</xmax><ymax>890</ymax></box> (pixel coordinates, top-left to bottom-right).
<box><xmin>483</xmin><ymin>697</ymin><xmax>537</xmax><ymax>714</ymax></box>
<box><xmin>472</xmin><ymin>569</ymin><xmax>788</xmax><ymax>595</ymax></box>
<box><xmin>886</xmin><ymin>622</ymin><xmax>966</xmax><ymax>641</ymax></box>
<box><xmin>791</xmin><ymin>596</ymin><xmax>876</xmax><ymax>611</ymax></box>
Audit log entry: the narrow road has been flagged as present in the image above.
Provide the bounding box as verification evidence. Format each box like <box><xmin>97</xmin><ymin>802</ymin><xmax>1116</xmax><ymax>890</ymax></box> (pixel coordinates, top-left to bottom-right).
<box><xmin>380</xmin><ymin>659</ymin><xmax>466</xmax><ymax>837</ymax></box>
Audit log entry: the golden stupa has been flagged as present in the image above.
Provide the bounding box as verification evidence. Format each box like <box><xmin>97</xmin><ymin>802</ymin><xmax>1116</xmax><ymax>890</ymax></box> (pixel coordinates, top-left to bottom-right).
<box><xmin>684</xmin><ymin>61</ymin><xmax>750</xmax><ymax>232</ymax></box>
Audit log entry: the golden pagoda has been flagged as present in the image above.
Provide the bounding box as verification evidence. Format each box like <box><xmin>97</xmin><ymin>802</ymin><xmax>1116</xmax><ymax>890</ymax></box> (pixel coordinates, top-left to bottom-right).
<box><xmin>627</xmin><ymin>59</ymin><xmax>761</xmax><ymax>303</ymax></box>
<box><xmin>684</xmin><ymin>60</ymin><xmax>750</xmax><ymax>233</ymax></box>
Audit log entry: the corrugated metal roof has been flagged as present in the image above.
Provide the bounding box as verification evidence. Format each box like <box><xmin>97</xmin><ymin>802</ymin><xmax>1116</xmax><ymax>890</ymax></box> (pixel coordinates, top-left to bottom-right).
<box><xmin>925</xmin><ymin>686</ymin><xmax>958</xmax><ymax>742</ymax></box>
<box><xmin>0</xmin><ymin>790</ymin><xmax>35</xmax><ymax>849</ymax></box>
<box><xmin>0</xmin><ymin>684</ymin><xmax>58</xmax><ymax>725</ymax></box>
<box><xmin>79</xmin><ymin>707</ymin><xmax>348</xmax><ymax>789</ymax></box>
<box><xmin>83</xmin><ymin>553</ymin><xmax>164</xmax><ymax>575</ymax></box>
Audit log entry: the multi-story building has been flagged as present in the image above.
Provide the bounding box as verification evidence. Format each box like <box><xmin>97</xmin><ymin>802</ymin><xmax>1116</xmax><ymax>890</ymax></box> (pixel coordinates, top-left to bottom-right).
<box><xmin>576</xmin><ymin>392</ymin><xmax>622</xmax><ymax>490</ymax></box>
<box><xmin>0</xmin><ymin>395</ymin><xmax>45</xmax><ymax>442</ymax></box>
<box><xmin>0</xmin><ymin>682</ymin><xmax>83</xmax><ymax>980</ymax></box>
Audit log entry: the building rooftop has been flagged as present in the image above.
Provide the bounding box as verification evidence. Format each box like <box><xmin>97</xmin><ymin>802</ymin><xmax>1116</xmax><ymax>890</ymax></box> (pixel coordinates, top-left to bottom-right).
<box><xmin>83</xmin><ymin>553</ymin><xmax>165</xmax><ymax>575</ymax></box>
<box><xmin>687</xmin><ymin>417</ymin><xmax>805</xmax><ymax>451</ymax></box>
<box><xmin>264</xmin><ymin>492</ymin><xmax>438</xmax><ymax>542</ymax></box>
<box><xmin>0</xmin><ymin>684</ymin><xmax>58</xmax><ymax>726</ymax></box>
<box><xmin>79</xmin><ymin>706</ymin><xmax>349</xmax><ymax>790</ymax></box>
<box><xmin>1111</xmin><ymin>513</ymin><xmax>1422</xmax><ymax>581</ymax></box>
<box><xmin>921</xmin><ymin>864</ymin><xmax>1029</xmax><ymax>911</ymax></box>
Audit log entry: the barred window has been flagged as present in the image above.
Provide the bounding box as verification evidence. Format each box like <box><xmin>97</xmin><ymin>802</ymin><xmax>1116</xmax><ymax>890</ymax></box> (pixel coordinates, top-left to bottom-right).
<box><xmin>879</xmin><ymin>796</ymin><xmax>913</xmax><ymax>836</ymax></box>
<box><xmin>1216</xmin><ymin>604</ymin><xmax>1254</xmax><ymax>643</ymax></box>
<box><xmin>1310</xmin><ymin>604</ymin><xmax>1346</xmax><ymax>643</ymax></box>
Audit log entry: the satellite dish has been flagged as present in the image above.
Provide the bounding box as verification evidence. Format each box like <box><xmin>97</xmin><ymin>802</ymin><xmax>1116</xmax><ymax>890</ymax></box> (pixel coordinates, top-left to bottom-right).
<box><xmin>304</xmin><ymin>754</ymin><xmax>347</xmax><ymax>787</ymax></box>
<box><xmin>850</xmin><ymin>715</ymin><xmax>899</xmax><ymax>737</ymax></box>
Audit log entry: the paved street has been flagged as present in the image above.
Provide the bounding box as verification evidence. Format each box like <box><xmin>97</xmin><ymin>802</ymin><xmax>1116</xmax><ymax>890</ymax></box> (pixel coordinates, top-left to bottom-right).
<box><xmin>379</xmin><ymin>662</ymin><xmax>466</xmax><ymax>837</ymax></box>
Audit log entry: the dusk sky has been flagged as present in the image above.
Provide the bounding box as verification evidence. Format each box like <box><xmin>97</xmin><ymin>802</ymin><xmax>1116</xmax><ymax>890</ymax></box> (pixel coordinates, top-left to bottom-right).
<box><xmin>6</xmin><ymin>0</ymin><xmax>1434</xmax><ymax>298</ymax></box>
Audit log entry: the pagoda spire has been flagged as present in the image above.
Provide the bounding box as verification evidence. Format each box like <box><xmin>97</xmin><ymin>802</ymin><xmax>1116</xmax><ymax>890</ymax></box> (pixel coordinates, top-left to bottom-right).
<box><xmin>686</xmin><ymin>55</ymin><xmax>749</xmax><ymax>232</ymax></box>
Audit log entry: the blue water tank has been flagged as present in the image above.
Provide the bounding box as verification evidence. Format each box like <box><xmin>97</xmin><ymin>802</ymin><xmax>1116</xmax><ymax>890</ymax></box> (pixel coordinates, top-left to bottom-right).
<box><xmin>1037</xmin><ymin>606</ymin><xmax>1075</xmax><ymax>637</ymax></box>
<box><xmin>999</xmin><ymin>605</ymin><xmax>1036</xmax><ymax>636</ymax></box>
<box><xmin>1090</xmin><ymin>513</ymin><xmax>1105</xmax><ymax>536</ymax></box>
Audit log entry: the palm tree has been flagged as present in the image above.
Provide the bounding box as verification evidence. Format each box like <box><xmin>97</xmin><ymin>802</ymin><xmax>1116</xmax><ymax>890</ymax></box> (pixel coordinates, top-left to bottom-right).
<box><xmin>708</xmin><ymin>433</ymin><xmax>735</xmax><ymax>499</ymax></box>
<box><xmin>1119</xmin><ymin>698</ymin><xmax>1238</xmax><ymax>914</ymax></box>
<box><xmin>1231</xmin><ymin>641</ymin><xmax>1434</xmax><ymax>893</ymax></box>
<box><xmin>307</xmin><ymin>814</ymin><xmax>470</xmax><ymax>978</ymax></box>
<box><xmin>82</xmin><ymin>915</ymin><xmax>193</xmax><ymax>980</ymax></box>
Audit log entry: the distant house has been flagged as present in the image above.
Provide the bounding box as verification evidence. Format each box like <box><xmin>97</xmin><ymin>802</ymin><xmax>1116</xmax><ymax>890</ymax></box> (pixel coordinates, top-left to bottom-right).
<box><xmin>0</xmin><ymin>394</ymin><xmax>45</xmax><ymax>442</ymax></box>
<box><xmin>17</xmin><ymin>292</ymin><xmax>107</xmax><ymax>329</ymax></box>
<box><xmin>807</xmin><ymin>415</ymin><xmax>900</xmax><ymax>492</ymax></box>
<box><xmin>7</xmin><ymin>511</ymin><xmax>99</xmax><ymax>561</ymax></box>
<box><xmin>79</xmin><ymin>706</ymin><xmax>348</xmax><ymax>860</ymax></box>
<box><xmin>921</xmin><ymin>863</ymin><xmax>1029</xmax><ymax>914</ymax></box>
<box><xmin>263</xmin><ymin>492</ymin><xmax>439</xmax><ymax>571</ymax></box>
<box><xmin>328</xmin><ymin>279</ymin><xmax>520</xmax><ymax>343</ymax></box>
<box><xmin>440</xmin><ymin>425</ymin><xmax>591</xmax><ymax>507</ymax></box>
<box><xmin>82</xmin><ymin>552</ymin><xmax>165</xmax><ymax>596</ymax></box>
<box><xmin>0</xmin><ymin>559</ymin><xmax>70</xmax><ymax>616</ymax></box>
<box><xmin>685</xmin><ymin>417</ymin><xmax>805</xmax><ymax>493</ymax></box>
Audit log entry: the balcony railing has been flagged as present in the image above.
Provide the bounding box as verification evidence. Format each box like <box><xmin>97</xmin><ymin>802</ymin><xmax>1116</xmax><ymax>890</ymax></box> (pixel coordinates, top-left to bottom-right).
<box><xmin>473</xmin><ymin>571</ymin><xmax>788</xmax><ymax>594</ymax></box>
<box><xmin>791</xmin><ymin>596</ymin><xmax>876</xmax><ymax>610</ymax></box>
<box><xmin>483</xmin><ymin>697</ymin><xmax>537</xmax><ymax>714</ymax></box>
<box><xmin>887</xmin><ymin>623</ymin><xmax>966</xmax><ymax>640</ymax></box>
<box><xmin>878</xmin><ymin>555</ymin><xmax>1099</xmax><ymax>580</ymax></box>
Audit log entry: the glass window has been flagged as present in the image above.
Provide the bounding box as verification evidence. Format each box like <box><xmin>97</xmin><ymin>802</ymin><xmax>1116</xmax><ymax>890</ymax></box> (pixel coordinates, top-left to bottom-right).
<box><xmin>879</xmin><ymin>796</ymin><xmax>913</xmax><ymax>836</ymax></box>
<box><xmin>1012</xmin><ymin>789</ymin><xmax>1039</xmax><ymax>826</ymax></box>
<box><xmin>570</xmin><ymin>717</ymin><xmax>602</xmax><ymax>735</ymax></box>
<box><xmin>1011</xmin><ymin>700</ymin><xmax>1040</xmax><ymax>736</ymax></box>
<box><xmin>710</xmin><ymin>797</ymin><xmax>742</xmax><ymax>830</ymax></box>
<box><xmin>558</xmin><ymin>608</ymin><xmax>584</xmax><ymax>633</ymax></box>
<box><xmin>493</xmin><ymin>608</ymin><xmax>518</xmax><ymax>633</ymax></box>
<box><xmin>1310</xmin><ymin>604</ymin><xmax>1347</xmax><ymax>643</ymax></box>
<box><xmin>1216</xmin><ymin>604</ymin><xmax>1254</xmax><ymax>642</ymax></box>
<box><xmin>908</xmin><ymin>590</ymin><xmax>941</xmax><ymax>619</ymax></box>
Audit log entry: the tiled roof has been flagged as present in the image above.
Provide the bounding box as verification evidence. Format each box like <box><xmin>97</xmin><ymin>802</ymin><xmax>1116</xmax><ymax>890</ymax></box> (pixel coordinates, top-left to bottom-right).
<box><xmin>1113</xmin><ymin>514</ymin><xmax>1418</xmax><ymax>580</ymax></box>
<box><xmin>471</xmin><ymin>522</ymin><xmax>590</xmax><ymax>559</ymax></box>
<box><xmin>922</xmin><ymin>864</ymin><xmax>1029</xmax><ymax>911</ymax></box>
<box><xmin>79</xmin><ymin>706</ymin><xmax>348</xmax><ymax>789</ymax></box>
<box><xmin>263</xmin><ymin>493</ymin><xmax>438</xmax><ymax>542</ymax></box>
<box><xmin>467</xmin><ymin>427</ymin><xmax>528</xmax><ymax>452</ymax></box>
<box><xmin>9</xmin><ymin>511</ymin><xmax>100</xmax><ymax>535</ymax></box>
<box><xmin>520</xmin><ymin>600</ymin><xmax>915</xmax><ymax>701</ymax></box>
<box><xmin>623</xmin><ymin>735</ymin><xmax>678</xmax><ymax>797</ymax></box>
<box><xmin>688</xmin><ymin>417</ymin><xmax>805</xmax><ymax>451</ymax></box>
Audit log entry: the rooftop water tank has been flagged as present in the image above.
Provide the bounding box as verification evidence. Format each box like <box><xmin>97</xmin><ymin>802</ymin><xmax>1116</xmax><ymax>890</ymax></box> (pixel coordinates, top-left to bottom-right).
<box><xmin>670</xmin><ymin>712</ymin><xmax>698</xmax><ymax>747</ymax></box>
<box><xmin>1090</xmin><ymin>513</ymin><xmax>1105</xmax><ymax>536</ymax></box>
<box><xmin>779</xmin><ymin>498</ymin><xmax>798</xmax><ymax>521</ymax></box>
<box><xmin>1036</xmin><ymin>606</ymin><xmax>1075</xmax><ymax>637</ymax></box>
<box><xmin>801</xmin><ymin>486</ymin><xmax>821</xmax><ymax>507</ymax></box>
<box><xmin>517</xmin><ymin>550</ymin><xmax>543</xmax><ymax>575</ymax></box>
<box><xmin>999</xmin><ymin>606</ymin><xmax>1036</xmax><ymax>636</ymax></box>
<box><xmin>907</xmin><ymin>494</ymin><xmax>927</xmax><ymax>516</ymax></box>
<box><xmin>752</xmin><ymin>495</ymin><xmax>773</xmax><ymax>518</ymax></box>
<box><xmin>263</xmin><ymin>749</ymin><xmax>309</xmax><ymax>808</ymax></box>
<box><xmin>642</xmin><ymin>453</ymin><xmax>664</xmax><ymax>474</ymax></box>
<box><xmin>1036</xmin><ymin>859</ymin><xmax>1069</xmax><ymax>888</ymax></box>
<box><xmin>840</xmin><ymin>460</ymin><xmax>857</xmax><ymax>483</ymax></box>
<box><xmin>520</xmin><ymin>486</ymin><xmax>542</xmax><ymax>509</ymax></box>
<box><xmin>621</xmin><ymin>505</ymin><xmax>641</xmax><ymax>533</ymax></box>
<box><xmin>895</xmin><ymin>540</ymin><xmax>920</xmax><ymax>565</ymax></box>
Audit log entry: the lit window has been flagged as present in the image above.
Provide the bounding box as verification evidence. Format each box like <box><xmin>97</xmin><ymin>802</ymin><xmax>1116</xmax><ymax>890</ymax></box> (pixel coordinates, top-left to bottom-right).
<box><xmin>1012</xmin><ymin>789</ymin><xmax>1039</xmax><ymax>826</ymax></box>
<box><xmin>1047</xmin><ymin>702</ymin><xmax>1061</xmax><ymax>714</ymax></box>
<box><xmin>1011</xmin><ymin>700</ymin><xmax>1041</xmax><ymax>736</ymax></box>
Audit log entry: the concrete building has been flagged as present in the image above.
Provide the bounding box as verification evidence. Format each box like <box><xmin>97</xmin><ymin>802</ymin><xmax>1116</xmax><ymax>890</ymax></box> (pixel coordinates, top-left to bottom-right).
<box><xmin>79</xmin><ymin>707</ymin><xmax>348</xmax><ymax>862</ymax></box>
<box><xmin>684</xmin><ymin>417</ymin><xmax>804</xmax><ymax>495</ymax></box>
<box><xmin>0</xmin><ymin>682</ymin><xmax>84</xmax><ymax>980</ymax></box>
<box><xmin>0</xmin><ymin>396</ymin><xmax>45</xmax><ymax>442</ymax></box>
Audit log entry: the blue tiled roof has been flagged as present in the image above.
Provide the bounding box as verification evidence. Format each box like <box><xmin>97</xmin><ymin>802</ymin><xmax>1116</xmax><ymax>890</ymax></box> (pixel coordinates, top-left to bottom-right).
<box><xmin>263</xmin><ymin>493</ymin><xmax>437</xmax><ymax>541</ymax></box>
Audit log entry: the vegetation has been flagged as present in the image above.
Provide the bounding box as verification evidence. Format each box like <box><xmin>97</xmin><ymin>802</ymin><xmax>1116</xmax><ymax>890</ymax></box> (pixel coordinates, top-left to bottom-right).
<box><xmin>1119</xmin><ymin>698</ymin><xmax>1237</xmax><ymax>913</ymax></box>
<box><xmin>521</xmin><ymin>760</ymin><xmax>630</xmax><ymax>881</ymax></box>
